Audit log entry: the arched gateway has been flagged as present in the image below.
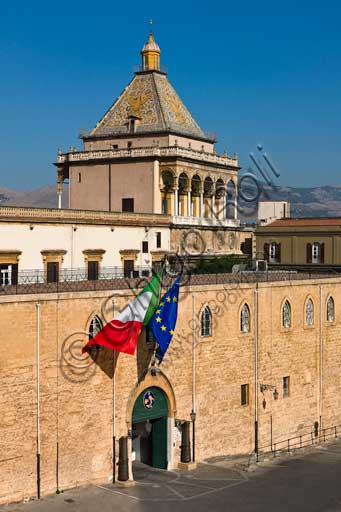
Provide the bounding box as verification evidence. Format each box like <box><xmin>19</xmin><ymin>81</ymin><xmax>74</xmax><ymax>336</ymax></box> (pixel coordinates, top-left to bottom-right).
<box><xmin>132</xmin><ymin>386</ymin><xmax>169</xmax><ymax>469</ymax></box>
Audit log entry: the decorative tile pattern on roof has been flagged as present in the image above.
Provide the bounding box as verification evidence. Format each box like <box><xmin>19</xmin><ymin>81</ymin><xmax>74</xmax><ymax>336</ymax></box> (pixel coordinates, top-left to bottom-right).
<box><xmin>91</xmin><ymin>72</ymin><xmax>206</xmax><ymax>139</ymax></box>
<box><xmin>153</xmin><ymin>73</ymin><xmax>204</xmax><ymax>135</ymax></box>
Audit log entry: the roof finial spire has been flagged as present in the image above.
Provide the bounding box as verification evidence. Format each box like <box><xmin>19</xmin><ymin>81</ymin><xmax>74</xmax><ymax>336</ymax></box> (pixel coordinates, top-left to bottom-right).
<box><xmin>141</xmin><ymin>21</ymin><xmax>161</xmax><ymax>71</ymax></box>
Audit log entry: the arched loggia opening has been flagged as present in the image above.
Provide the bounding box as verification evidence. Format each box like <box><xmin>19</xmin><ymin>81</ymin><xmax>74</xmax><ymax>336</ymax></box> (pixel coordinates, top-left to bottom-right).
<box><xmin>178</xmin><ymin>172</ymin><xmax>190</xmax><ymax>216</ymax></box>
<box><xmin>226</xmin><ymin>180</ymin><xmax>236</xmax><ymax>219</ymax></box>
<box><xmin>215</xmin><ymin>178</ymin><xmax>225</xmax><ymax>220</ymax></box>
<box><xmin>161</xmin><ymin>170</ymin><xmax>175</xmax><ymax>215</ymax></box>
<box><xmin>203</xmin><ymin>177</ymin><xmax>214</xmax><ymax>218</ymax></box>
<box><xmin>191</xmin><ymin>174</ymin><xmax>202</xmax><ymax>217</ymax></box>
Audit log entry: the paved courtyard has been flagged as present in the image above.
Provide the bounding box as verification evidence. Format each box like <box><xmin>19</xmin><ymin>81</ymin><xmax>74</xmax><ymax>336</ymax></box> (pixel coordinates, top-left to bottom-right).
<box><xmin>3</xmin><ymin>440</ymin><xmax>341</xmax><ymax>511</ymax></box>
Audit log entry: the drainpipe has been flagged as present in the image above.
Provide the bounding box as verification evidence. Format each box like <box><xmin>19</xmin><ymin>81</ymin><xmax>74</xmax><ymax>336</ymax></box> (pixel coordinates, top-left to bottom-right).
<box><xmin>191</xmin><ymin>293</ymin><xmax>196</xmax><ymax>462</ymax></box>
<box><xmin>112</xmin><ymin>298</ymin><xmax>116</xmax><ymax>484</ymax></box>
<box><xmin>319</xmin><ymin>286</ymin><xmax>323</xmax><ymax>431</ymax></box>
<box><xmin>36</xmin><ymin>303</ymin><xmax>41</xmax><ymax>499</ymax></box>
<box><xmin>254</xmin><ymin>285</ymin><xmax>259</xmax><ymax>456</ymax></box>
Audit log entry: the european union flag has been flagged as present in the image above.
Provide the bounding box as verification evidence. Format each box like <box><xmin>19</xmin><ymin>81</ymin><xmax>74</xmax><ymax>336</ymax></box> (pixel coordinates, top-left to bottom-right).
<box><xmin>148</xmin><ymin>276</ymin><xmax>180</xmax><ymax>363</ymax></box>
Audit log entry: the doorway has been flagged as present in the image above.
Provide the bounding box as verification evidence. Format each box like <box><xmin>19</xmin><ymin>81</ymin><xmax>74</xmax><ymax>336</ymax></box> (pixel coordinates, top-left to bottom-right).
<box><xmin>132</xmin><ymin>387</ymin><xmax>168</xmax><ymax>469</ymax></box>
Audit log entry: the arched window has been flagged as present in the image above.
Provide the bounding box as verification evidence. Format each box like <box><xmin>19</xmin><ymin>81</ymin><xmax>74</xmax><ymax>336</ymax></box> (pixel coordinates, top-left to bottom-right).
<box><xmin>327</xmin><ymin>296</ymin><xmax>335</xmax><ymax>322</ymax></box>
<box><xmin>201</xmin><ymin>306</ymin><xmax>212</xmax><ymax>337</ymax></box>
<box><xmin>282</xmin><ymin>300</ymin><xmax>291</xmax><ymax>328</ymax></box>
<box><xmin>240</xmin><ymin>303</ymin><xmax>250</xmax><ymax>333</ymax></box>
<box><xmin>89</xmin><ymin>315</ymin><xmax>103</xmax><ymax>340</ymax></box>
<box><xmin>305</xmin><ymin>298</ymin><xmax>314</xmax><ymax>326</ymax></box>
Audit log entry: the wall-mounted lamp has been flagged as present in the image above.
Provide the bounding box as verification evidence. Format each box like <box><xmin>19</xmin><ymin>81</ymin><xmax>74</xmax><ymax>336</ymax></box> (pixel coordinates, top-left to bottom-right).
<box><xmin>190</xmin><ymin>411</ymin><xmax>196</xmax><ymax>422</ymax></box>
<box><xmin>260</xmin><ymin>383</ymin><xmax>278</xmax><ymax>406</ymax></box>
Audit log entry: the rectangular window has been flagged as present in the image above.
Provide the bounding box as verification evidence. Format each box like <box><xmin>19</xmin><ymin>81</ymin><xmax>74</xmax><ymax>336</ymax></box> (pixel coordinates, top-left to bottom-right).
<box><xmin>241</xmin><ymin>384</ymin><xmax>249</xmax><ymax>406</ymax></box>
<box><xmin>122</xmin><ymin>198</ymin><xmax>134</xmax><ymax>212</ymax></box>
<box><xmin>47</xmin><ymin>262</ymin><xmax>59</xmax><ymax>283</ymax></box>
<box><xmin>142</xmin><ymin>241</ymin><xmax>149</xmax><ymax>253</ymax></box>
<box><xmin>124</xmin><ymin>259</ymin><xmax>134</xmax><ymax>278</ymax></box>
<box><xmin>77</xmin><ymin>172</ymin><xmax>81</xmax><ymax>183</ymax></box>
<box><xmin>127</xmin><ymin>141</ymin><xmax>132</xmax><ymax>149</ymax></box>
<box><xmin>283</xmin><ymin>376</ymin><xmax>290</xmax><ymax>398</ymax></box>
<box><xmin>156</xmin><ymin>231</ymin><xmax>161</xmax><ymax>248</ymax></box>
<box><xmin>88</xmin><ymin>260</ymin><xmax>99</xmax><ymax>281</ymax></box>
<box><xmin>0</xmin><ymin>263</ymin><xmax>18</xmax><ymax>286</ymax></box>
<box><xmin>112</xmin><ymin>144</ymin><xmax>118</xmax><ymax>150</ymax></box>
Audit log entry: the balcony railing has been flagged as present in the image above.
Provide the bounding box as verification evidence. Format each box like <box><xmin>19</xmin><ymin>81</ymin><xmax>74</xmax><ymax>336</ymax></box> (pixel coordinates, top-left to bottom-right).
<box><xmin>1</xmin><ymin>267</ymin><xmax>341</xmax><ymax>297</ymax></box>
<box><xmin>13</xmin><ymin>266</ymin><xmax>153</xmax><ymax>285</ymax></box>
<box><xmin>172</xmin><ymin>215</ymin><xmax>240</xmax><ymax>227</ymax></box>
<box><xmin>58</xmin><ymin>145</ymin><xmax>238</xmax><ymax>168</ymax></box>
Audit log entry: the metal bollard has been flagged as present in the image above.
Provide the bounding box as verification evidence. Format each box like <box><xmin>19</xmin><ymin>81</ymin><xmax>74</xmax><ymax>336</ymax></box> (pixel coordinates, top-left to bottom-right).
<box><xmin>118</xmin><ymin>436</ymin><xmax>129</xmax><ymax>482</ymax></box>
<box><xmin>180</xmin><ymin>421</ymin><xmax>191</xmax><ymax>463</ymax></box>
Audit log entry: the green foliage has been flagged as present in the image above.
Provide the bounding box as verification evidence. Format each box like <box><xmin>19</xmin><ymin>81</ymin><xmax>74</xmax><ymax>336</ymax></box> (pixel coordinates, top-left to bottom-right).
<box><xmin>190</xmin><ymin>255</ymin><xmax>250</xmax><ymax>274</ymax></box>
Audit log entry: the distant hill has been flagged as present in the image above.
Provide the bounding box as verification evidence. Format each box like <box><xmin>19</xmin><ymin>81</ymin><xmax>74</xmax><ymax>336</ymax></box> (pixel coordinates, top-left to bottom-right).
<box><xmin>1</xmin><ymin>183</ymin><xmax>341</xmax><ymax>218</ymax></box>
<box><xmin>0</xmin><ymin>185</ymin><xmax>69</xmax><ymax>209</ymax></box>
<box><xmin>238</xmin><ymin>184</ymin><xmax>341</xmax><ymax>221</ymax></box>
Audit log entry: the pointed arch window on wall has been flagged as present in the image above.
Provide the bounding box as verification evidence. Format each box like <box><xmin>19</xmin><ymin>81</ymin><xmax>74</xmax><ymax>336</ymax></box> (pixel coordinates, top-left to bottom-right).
<box><xmin>201</xmin><ymin>306</ymin><xmax>212</xmax><ymax>337</ymax></box>
<box><xmin>282</xmin><ymin>300</ymin><xmax>291</xmax><ymax>328</ymax></box>
<box><xmin>305</xmin><ymin>298</ymin><xmax>314</xmax><ymax>326</ymax></box>
<box><xmin>240</xmin><ymin>303</ymin><xmax>250</xmax><ymax>333</ymax></box>
<box><xmin>327</xmin><ymin>296</ymin><xmax>335</xmax><ymax>322</ymax></box>
<box><xmin>89</xmin><ymin>315</ymin><xmax>103</xmax><ymax>340</ymax></box>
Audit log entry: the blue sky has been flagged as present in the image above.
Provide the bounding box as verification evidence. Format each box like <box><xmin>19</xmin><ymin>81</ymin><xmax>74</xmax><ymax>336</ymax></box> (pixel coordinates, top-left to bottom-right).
<box><xmin>1</xmin><ymin>0</ymin><xmax>341</xmax><ymax>189</ymax></box>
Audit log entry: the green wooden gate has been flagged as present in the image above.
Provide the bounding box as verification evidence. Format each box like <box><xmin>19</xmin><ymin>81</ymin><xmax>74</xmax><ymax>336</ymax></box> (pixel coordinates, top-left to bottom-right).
<box><xmin>132</xmin><ymin>387</ymin><xmax>168</xmax><ymax>469</ymax></box>
<box><xmin>152</xmin><ymin>416</ymin><xmax>167</xmax><ymax>469</ymax></box>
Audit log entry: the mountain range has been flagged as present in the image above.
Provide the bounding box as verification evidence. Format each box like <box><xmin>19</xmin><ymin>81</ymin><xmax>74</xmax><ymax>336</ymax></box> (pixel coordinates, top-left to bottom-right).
<box><xmin>1</xmin><ymin>184</ymin><xmax>341</xmax><ymax>218</ymax></box>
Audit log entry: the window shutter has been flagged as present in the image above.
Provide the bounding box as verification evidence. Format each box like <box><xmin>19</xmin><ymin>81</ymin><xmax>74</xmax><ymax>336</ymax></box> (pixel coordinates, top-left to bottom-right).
<box><xmin>277</xmin><ymin>243</ymin><xmax>281</xmax><ymax>263</ymax></box>
<box><xmin>11</xmin><ymin>264</ymin><xmax>18</xmax><ymax>285</ymax></box>
<box><xmin>306</xmin><ymin>243</ymin><xmax>312</xmax><ymax>263</ymax></box>
<box><xmin>264</xmin><ymin>243</ymin><xmax>269</xmax><ymax>261</ymax></box>
<box><xmin>320</xmin><ymin>243</ymin><xmax>325</xmax><ymax>263</ymax></box>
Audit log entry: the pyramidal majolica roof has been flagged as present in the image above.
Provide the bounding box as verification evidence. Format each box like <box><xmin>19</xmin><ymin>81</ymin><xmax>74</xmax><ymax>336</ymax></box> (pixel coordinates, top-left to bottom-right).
<box><xmin>90</xmin><ymin>67</ymin><xmax>208</xmax><ymax>141</ymax></box>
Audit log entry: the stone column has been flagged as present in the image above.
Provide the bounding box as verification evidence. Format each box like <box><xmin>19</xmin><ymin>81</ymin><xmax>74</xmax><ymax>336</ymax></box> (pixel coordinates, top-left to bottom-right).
<box><xmin>211</xmin><ymin>195</ymin><xmax>216</xmax><ymax>220</ymax></box>
<box><xmin>217</xmin><ymin>197</ymin><xmax>222</xmax><ymax>220</ymax></box>
<box><xmin>174</xmin><ymin>188</ymin><xmax>179</xmax><ymax>216</ymax></box>
<box><xmin>57</xmin><ymin>170</ymin><xmax>64</xmax><ymax>210</ymax></box>
<box><xmin>234</xmin><ymin>194</ymin><xmax>238</xmax><ymax>220</ymax></box>
<box><xmin>200</xmin><ymin>193</ymin><xmax>204</xmax><ymax>218</ymax></box>
<box><xmin>187</xmin><ymin>191</ymin><xmax>191</xmax><ymax>217</ymax></box>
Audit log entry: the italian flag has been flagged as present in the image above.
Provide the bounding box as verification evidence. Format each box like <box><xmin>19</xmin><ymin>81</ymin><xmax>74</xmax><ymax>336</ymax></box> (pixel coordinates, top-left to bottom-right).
<box><xmin>82</xmin><ymin>270</ymin><xmax>162</xmax><ymax>355</ymax></box>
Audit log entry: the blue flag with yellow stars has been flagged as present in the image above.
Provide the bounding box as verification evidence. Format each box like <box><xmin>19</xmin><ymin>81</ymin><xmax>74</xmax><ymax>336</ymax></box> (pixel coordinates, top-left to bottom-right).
<box><xmin>148</xmin><ymin>276</ymin><xmax>180</xmax><ymax>363</ymax></box>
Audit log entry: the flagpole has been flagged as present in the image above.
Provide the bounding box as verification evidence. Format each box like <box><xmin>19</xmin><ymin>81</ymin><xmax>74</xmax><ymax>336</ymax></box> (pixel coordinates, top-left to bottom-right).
<box><xmin>36</xmin><ymin>303</ymin><xmax>41</xmax><ymax>499</ymax></box>
<box><xmin>191</xmin><ymin>293</ymin><xmax>196</xmax><ymax>463</ymax></box>
<box><xmin>151</xmin><ymin>262</ymin><xmax>165</xmax><ymax>367</ymax></box>
<box><xmin>112</xmin><ymin>297</ymin><xmax>116</xmax><ymax>484</ymax></box>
